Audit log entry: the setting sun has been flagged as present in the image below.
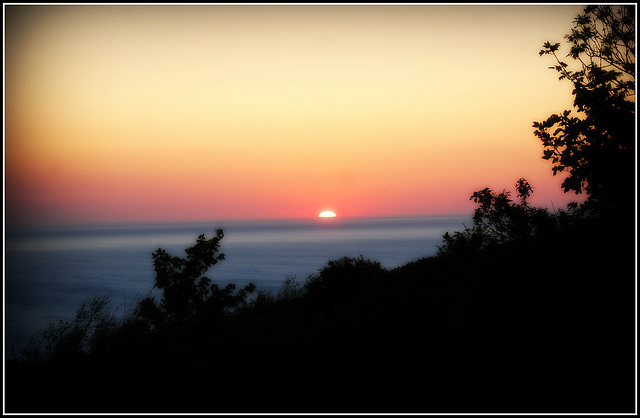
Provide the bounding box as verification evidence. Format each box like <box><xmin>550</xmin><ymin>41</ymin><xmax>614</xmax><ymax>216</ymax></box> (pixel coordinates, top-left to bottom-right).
<box><xmin>4</xmin><ymin>4</ymin><xmax>584</xmax><ymax>226</ymax></box>
<box><xmin>318</xmin><ymin>211</ymin><xmax>337</xmax><ymax>218</ymax></box>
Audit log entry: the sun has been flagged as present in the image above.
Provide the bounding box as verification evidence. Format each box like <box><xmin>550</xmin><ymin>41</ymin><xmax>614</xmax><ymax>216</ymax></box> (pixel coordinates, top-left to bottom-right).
<box><xmin>318</xmin><ymin>210</ymin><xmax>337</xmax><ymax>218</ymax></box>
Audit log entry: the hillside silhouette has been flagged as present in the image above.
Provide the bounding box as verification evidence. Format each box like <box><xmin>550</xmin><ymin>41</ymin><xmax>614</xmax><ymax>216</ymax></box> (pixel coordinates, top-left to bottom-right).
<box><xmin>4</xmin><ymin>5</ymin><xmax>636</xmax><ymax>413</ymax></box>
<box><xmin>5</xmin><ymin>180</ymin><xmax>635</xmax><ymax>413</ymax></box>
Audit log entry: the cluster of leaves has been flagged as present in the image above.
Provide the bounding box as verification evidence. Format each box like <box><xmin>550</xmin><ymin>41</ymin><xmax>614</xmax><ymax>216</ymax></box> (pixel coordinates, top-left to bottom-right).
<box><xmin>136</xmin><ymin>229</ymin><xmax>256</xmax><ymax>332</ymax></box>
<box><xmin>533</xmin><ymin>5</ymin><xmax>635</xmax><ymax>213</ymax></box>
<box><xmin>438</xmin><ymin>178</ymin><xmax>572</xmax><ymax>255</ymax></box>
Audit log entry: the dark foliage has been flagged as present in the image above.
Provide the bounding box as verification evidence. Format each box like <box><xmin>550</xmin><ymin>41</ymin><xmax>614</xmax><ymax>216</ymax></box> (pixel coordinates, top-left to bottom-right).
<box><xmin>533</xmin><ymin>5</ymin><xmax>635</xmax><ymax>215</ymax></box>
<box><xmin>138</xmin><ymin>229</ymin><xmax>256</xmax><ymax>329</ymax></box>
<box><xmin>438</xmin><ymin>178</ymin><xmax>574</xmax><ymax>256</ymax></box>
<box><xmin>6</xmin><ymin>204</ymin><xmax>634</xmax><ymax>412</ymax></box>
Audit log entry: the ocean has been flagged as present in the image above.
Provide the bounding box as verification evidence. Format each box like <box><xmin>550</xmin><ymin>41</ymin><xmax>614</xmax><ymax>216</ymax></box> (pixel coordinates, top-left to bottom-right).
<box><xmin>4</xmin><ymin>214</ymin><xmax>471</xmax><ymax>359</ymax></box>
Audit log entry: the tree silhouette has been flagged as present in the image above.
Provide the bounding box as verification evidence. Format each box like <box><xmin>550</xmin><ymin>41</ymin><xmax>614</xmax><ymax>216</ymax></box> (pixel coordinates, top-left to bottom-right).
<box><xmin>136</xmin><ymin>229</ymin><xmax>256</xmax><ymax>329</ymax></box>
<box><xmin>533</xmin><ymin>5</ymin><xmax>635</xmax><ymax>215</ymax></box>
<box><xmin>438</xmin><ymin>178</ymin><xmax>562</xmax><ymax>255</ymax></box>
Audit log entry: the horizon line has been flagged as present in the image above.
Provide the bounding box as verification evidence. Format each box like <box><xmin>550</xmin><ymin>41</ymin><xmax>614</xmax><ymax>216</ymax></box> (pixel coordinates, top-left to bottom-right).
<box><xmin>4</xmin><ymin>212</ymin><xmax>476</xmax><ymax>231</ymax></box>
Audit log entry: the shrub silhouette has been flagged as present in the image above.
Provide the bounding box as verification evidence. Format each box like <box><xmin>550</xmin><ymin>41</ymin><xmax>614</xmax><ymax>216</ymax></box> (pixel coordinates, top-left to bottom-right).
<box><xmin>438</xmin><ymin>178</ymin><xmax>569</xmax><ymax>256</ymax></box>
<box><xmin>136</xmin><ymin>229</ymin><xmax>256</xmax><ymax>330</ymax></box>
<box><xmin>13</xmin><ymin>295</ymin><xmax>120</xmax><ymax>364</ymax></box>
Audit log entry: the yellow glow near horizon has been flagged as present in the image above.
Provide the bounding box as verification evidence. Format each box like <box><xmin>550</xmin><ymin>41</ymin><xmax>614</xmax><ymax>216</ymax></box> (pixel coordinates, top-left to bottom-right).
<box><xmin>319</xmin><ymin>211</ymin><xmax>337</xmax><ymax>218</ymax></box>
<box><xmin>5</xmin><ymin>4</ymin><xmax>587</xmax><ymax>226</ymax></box>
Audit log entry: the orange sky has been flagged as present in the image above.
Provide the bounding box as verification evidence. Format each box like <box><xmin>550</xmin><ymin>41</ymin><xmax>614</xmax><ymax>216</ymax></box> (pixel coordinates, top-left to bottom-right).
<box><xmin>5</xmin><ymin>4</ymin><xmax>586</xmax><ymax>226</ymax></box>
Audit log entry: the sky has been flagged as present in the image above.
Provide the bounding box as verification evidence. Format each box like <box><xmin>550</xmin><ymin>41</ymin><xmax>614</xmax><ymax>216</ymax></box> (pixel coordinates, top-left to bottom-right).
<box><xmin>4</xmin><ymin>4</ymin><xmax>587</xmax><ymax>226</ymax></box>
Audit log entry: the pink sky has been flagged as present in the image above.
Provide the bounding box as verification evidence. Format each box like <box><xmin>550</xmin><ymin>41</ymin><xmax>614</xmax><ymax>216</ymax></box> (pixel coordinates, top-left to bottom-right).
<box><xmin>5</xmin><ymin>4</ymin><xmax>586</xmax><ymax>226</ymax></box>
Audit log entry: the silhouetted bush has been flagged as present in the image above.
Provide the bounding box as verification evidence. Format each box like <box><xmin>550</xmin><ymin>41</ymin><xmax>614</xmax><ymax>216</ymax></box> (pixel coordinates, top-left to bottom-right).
<box><xmin>438</xmin><ymin>178</ymin><xmax>575</xmax><ymax>256</ymax></box>
<box><xmin>136</xmin><ymin>229</ymin><xmax>256</xmax><ymax>331</ymax></box>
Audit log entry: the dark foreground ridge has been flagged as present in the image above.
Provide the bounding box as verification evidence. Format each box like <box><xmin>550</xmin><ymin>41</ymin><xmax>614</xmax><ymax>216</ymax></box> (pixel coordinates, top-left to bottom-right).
<box><xmin>5</xmin><ymin>206</ymin><xmax>635</xmax><ymax>413</ymax></box>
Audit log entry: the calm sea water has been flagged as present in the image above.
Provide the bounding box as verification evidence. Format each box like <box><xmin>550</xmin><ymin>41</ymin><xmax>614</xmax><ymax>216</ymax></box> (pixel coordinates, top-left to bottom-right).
<box><xmin>4</xmin><ymin>215</ymin><xmax>471</xmax><ymax>358</ymax></box>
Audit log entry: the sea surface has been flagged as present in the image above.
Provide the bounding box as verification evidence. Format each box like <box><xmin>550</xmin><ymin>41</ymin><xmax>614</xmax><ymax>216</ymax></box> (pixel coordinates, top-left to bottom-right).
<box><xmin>4</xmin><ymin>215</ymin><xmax>471</xmax><ymax>359</ymax></box>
